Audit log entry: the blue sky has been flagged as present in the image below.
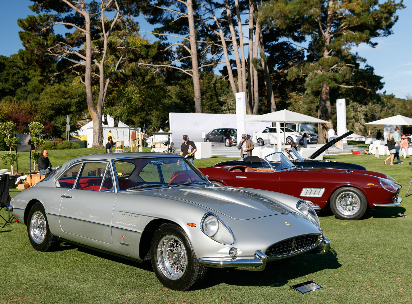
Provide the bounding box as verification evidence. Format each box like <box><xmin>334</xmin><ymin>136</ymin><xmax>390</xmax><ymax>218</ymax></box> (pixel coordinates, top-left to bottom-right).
<box><xmin>1</xmin><ymin>0</ymin><xmax>411</xmax><ymax>99</ymax></box>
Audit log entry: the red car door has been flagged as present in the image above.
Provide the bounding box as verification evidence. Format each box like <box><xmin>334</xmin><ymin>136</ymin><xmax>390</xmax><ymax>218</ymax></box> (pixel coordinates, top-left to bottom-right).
<box><xmin>232</xmin><ymin>171</ymin><xmax>280</xmax><ymax>193</ymax></box>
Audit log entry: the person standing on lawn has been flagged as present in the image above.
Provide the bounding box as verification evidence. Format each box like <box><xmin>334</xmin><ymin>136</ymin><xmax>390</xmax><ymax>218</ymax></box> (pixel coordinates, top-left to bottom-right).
<box><xmin>106</xmin><ymin>137</ymin><xmax>113</xmax><ymax>154</ymax></box>
<box><xmin>384</xmin><ymin>132</ymin><xmax>396</xmax><ymax>165</ymax></box>
<box><xmin>237</xmin><ymin>134</ymin><xmax>254</xmax><ymax>159</ymax></box>
<box><xmin>401</xmin><ymin>135</ymin><xmax>408</xmax><ymax>159</ymax></box>
<box><xmin>393</xmin><ymin>127</ymin><xmax>403</xmax><ymax>164</ymax></box>
<box><xmin>180</xmin><ymin>135</ymin><xmax>197</xmax><ymax>164</ymax></box>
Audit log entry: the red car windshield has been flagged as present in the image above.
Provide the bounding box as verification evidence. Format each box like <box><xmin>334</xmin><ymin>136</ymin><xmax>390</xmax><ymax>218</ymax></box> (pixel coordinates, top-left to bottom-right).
<box><xmin>264</xmin><ymin>152</ymin><xmax>296</xmax><ymax>171</ymax></box>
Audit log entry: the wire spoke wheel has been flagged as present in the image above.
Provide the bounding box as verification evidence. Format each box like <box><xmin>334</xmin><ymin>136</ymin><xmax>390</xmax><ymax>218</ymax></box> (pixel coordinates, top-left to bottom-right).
<box><xmin>29</xmin><ymin>211</ymin><xmax>48</xmax><ymax>244</ymax></box>
<box><xmin>157</xmin><ymin>235</ymin><xmax>188</xmax><ymax>280</ymax></box>
<box><xmin>151</xmin><ymin>223</ymin><xmax>206</xmax><ymax>290</ymax></box>
<box><xmin>27</xmin><ymin>202</ymin><xmax>56</xmax><ymax>251</ymax></box>
<box><xmin>330</xmin><ymin>187</ymin><xmax>367</xmax><ymax>220</ymax></box>
<box><xmin>335</xmin><ymin>191</ymin><xmax>361</xmax><ymax>216</ymax></box>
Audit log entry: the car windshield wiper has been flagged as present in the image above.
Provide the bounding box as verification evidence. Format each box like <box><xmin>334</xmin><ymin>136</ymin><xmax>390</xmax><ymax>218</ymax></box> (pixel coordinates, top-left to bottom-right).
<box><xmin>127</xmin><ymin>184</ymin><xmax>167</xmax><ymax>190</ymax></box>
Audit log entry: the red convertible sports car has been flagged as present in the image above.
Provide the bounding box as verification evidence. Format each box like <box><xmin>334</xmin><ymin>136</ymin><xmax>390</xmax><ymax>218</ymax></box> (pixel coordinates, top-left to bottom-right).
<box><xmin>199</xmin><ymin>153</ymin><xmax>402</xmax><ymax>220</ymax></box>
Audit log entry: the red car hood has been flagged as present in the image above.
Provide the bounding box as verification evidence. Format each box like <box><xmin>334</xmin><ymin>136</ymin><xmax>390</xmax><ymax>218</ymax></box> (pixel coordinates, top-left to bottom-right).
<box><xmin>294</xmin><ymin>167</ymin><xmax>386</xmax><ymax>178</ymax></box>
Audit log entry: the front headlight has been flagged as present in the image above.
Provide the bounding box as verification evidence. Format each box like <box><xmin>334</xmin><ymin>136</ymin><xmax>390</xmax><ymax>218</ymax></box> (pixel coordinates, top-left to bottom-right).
<box><xmin>201</xmin><ymin>213</ymin><xmax>235</xmax><ymax>245</ymax></box>
<box><xmin>296</xmin><ymin>200</ymin><xmax>320</xmax><ymax>228</ymax></box>
<box><xmin>385</xmin><ymin>175</ymin><xmax>399</xmax><ymax>185</ymax></box>
<box><xmin>380</xmin><ymin>178</ymin><xmax>399</xmax><ymax>193</ymax></box>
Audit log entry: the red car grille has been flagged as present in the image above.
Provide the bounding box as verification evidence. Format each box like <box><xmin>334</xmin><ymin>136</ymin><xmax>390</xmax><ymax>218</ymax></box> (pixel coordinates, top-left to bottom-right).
<box><xmin>266</xmin><ymin>234</ymin><xmax>321</xmax><ymax>258</ymax></box>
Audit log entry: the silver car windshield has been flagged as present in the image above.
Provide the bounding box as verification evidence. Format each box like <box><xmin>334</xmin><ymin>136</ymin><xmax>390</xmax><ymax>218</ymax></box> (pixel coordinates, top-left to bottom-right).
<box><xmin>264</xmin><ymin>152</ymin><xmax>296</xmax><ymax>171</ymax></box>
<box><xmin>114</xmin><ymin>156</ymin><xmax>208</xmax><ymax>190</ymax></box>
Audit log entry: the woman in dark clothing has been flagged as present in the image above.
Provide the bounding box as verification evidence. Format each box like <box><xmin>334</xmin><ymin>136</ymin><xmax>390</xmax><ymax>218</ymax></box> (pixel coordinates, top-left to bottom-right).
<box><xmin>38</xmin><ymin>150</ymin><xmax>52</xmax><ymax>174</ymax></box>
<box><xmin>384</xmin><ymin>133</ymin><xmax>395</xmax><ymax>165</ymax></box>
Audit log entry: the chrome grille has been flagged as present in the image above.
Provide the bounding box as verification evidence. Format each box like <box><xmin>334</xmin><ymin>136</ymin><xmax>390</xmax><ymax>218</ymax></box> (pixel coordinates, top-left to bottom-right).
<box><xmin>266</xmin><ymin>234</ymin><xmax>321</xmax><ymax>258</ymax></box>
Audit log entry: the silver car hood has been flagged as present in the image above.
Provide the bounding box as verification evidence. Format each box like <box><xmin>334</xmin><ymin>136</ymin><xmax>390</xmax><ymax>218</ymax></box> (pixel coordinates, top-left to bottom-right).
<box><xmin>153</xmin><ymin>186</ymin><xmax>293</xmax><ymax>220</ymax></box>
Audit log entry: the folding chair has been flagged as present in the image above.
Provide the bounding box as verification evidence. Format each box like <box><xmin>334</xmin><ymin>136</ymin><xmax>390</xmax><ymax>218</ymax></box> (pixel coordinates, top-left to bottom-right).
<box><xmin>0</xmin><ymin>171</ymin><xmax>14</xmax><ymax>228</ymax></box>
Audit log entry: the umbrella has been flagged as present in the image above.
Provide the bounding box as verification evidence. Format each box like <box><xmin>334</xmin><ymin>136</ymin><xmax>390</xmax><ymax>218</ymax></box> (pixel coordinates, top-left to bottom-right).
<box><xmin>243</xmin><ymin>110</ymin><xmax>328</xmax><ymax>151</ymax></box>
<box><xmin>365</xmin><ymin>115</ymin><xmax>412</xmax><ymax>125</ymax></box>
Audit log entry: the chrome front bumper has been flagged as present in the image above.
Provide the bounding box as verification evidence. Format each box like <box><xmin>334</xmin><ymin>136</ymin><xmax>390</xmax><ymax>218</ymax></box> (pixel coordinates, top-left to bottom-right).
<box><xmin>199</xmin><ymin>237</ymin><xmax>331</xmax><ymax>271</ymax></box>
<box><xmin>373</xmin><ymin>196</ymin><xmax>402</xmax><ymax>208</ymax></box>
<box><xmin>310</xmin><ymin>236</ymin><xmax>330</xmax><ymax>255</ymax></box>
<box><xmin>200</xmin><ymin>250</ymin><xmax>267</xmax><ymax>271</ymax></box>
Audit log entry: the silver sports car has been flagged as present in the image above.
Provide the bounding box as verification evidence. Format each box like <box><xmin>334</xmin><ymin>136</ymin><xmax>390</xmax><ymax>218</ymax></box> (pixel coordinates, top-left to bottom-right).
<box><xmin>11</xmin><ymin>153</ymin><xmax>330</xmax><ymax>291</ymax></box>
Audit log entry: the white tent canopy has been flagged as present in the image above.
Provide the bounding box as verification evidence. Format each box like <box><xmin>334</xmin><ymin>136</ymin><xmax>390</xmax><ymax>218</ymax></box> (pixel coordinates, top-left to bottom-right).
<box><xmin>365</xmin><ymin>115</ymin><xmax>412</xmax><ymax>125</ymax></box>
<box><xmin>244</xmin><ymin>109</ymin><xmax>329</xmax><ymax>124</ymax></box>
<box><xmin>244</xmin><ymin>110</ymin><xmax>328</xmax><ymax>151</ymax></box>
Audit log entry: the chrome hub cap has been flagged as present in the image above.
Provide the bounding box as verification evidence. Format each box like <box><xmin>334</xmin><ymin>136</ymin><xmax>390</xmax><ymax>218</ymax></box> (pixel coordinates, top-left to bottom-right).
<box><xmin>157</xmin><ymin>235</ymin><xmax>187</xmax><ymax>280</ymax></box>
<box><xmin>336</xmin><ymin>192</ymin><xmax>361</xmax><ymax>216</ymax></box>
<box><xmin>29</xmin><ymin>211</ymin><xmax>47</xmax><ymax>244</ymax></box>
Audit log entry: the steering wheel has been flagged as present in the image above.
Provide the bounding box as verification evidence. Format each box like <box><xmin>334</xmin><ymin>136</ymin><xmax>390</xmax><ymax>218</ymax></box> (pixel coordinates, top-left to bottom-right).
<box><xmin>168</xmin><ymin>173</ymin><xmax>192</xmax><ymax>185</ymax></box>
<box><xmin>229</xmin><ymin>165</ymin><xmax>249</xmax><ymax>172</ymax></box>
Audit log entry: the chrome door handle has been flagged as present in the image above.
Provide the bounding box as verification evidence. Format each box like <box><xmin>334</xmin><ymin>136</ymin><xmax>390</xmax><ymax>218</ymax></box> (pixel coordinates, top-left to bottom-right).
<box><xmin>61</xmin><ymin>195</ymin><xmax>72</xmax><ymax>198</ymax></box>
<box><xmin>235</xmin><ymin>176</ymin><xmax>247</xmax><ymax>179</ymax></box>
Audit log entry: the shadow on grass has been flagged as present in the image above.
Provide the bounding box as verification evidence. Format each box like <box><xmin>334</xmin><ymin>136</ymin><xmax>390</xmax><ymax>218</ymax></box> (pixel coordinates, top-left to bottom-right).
<box><xmin>55</xmin><ymin>240</ymin><xmax>341</xmax><ymax>290</ymax></box>
<box><xmin>73</xmin><ymin>244</ymin><xmax>154</xmax><ymax>271</ymax></box>
<box><xmin>317</xmin><ymin>206</ymin><xmax>406</xmax><ymax>220</ymax></box>
<box><xmin>371</xmin><ymin>206</ymin><xmax>407</xmax><ymax>218</ymax></box>
<box><xmin>195</xmin><ymin>249</ymin><xmax>341</xmax><ymax>290</ymax></box>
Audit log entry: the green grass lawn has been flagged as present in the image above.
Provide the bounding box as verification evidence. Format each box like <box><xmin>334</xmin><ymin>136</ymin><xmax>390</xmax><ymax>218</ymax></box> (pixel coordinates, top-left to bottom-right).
<box><xmin>1</xmin><ymin>151</ymin><xmax>412</xmax><ymax>303</ymax></box>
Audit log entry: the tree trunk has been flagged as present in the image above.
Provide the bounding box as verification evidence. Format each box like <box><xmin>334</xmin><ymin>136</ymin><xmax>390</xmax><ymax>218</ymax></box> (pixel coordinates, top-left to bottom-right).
<box><xmin>317</xmin><ymin>0</ymin><xmax>334</xmax><ymax>144</ymax></box>
<box><xmin>235</xmin><ymin>0</ymin><xmax>247</xmax><ymax>94</ymax></box>
<box><xmin>212</xmin><ymin>5</ymin><xmax>238</xmax><ymax>98</ymax></box>
<box><xmin>257</xmin><ymin>6</ymin><xmax>276</xmax><ymax>112</ymax></box>
<box><xmin>253</xmin><ymin>12</ymin><xmax>260</xmax><ymax>115</ymax></box>
<box><xmin>82</xmin><ymin>11</ymin><xmax>103</xmax><ymax>148</ymax></box>
<box><xmin>318</xmin><ymin>83</ymin><xmax>332</xmax><ymax>144</ymax></box>
<box><xmin>225</xmin><ymin>0</ymin><xmax>242</xmax><ymax>93</ymax></box>
<box><xmin>187</xmin><ymin>0</ymin><xmax>202</xmax><ymax>113</ymax></box>
<box><xmin>246</xmin><ymin>0</ymin><xmax>254</xmax><ymax>114</ymax></box>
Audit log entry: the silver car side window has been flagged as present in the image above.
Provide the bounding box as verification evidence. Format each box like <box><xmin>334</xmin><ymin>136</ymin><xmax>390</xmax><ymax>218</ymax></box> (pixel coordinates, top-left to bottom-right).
<box><xmin>57</xmin><ymin>163</ymin><xmax>82</xmax><ymax>189</ymax></box>
<box><xmin>75</xmin><ymin>162</ymin><xmax>109</xmax><ymax>191</ymax></box>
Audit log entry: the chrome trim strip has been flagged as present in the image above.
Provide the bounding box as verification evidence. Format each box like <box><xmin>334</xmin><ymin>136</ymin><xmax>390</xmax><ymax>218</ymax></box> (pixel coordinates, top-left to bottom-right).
<box><xmin>373</xmin><ymin>196</ymin><xmax>402</xmax><ymax>207</ymax></box>
<box><xmin>235</xmin><ymin>176</ymin><xmax>247</xmax><ymax>179</ymax></box>
<box><xmin>54</xmin><ymin>214</ymin><xmax>141</xmax><ymax>233</ymax></box>
<box><xmin>111</xmin><ymin>226</ymin><xmax>142</xmax><ymax>234</ymax></box>
<box><xmin>199</xmin><ymin>250</ymin><xmax>267</xmax><ymax>271</ymax></box>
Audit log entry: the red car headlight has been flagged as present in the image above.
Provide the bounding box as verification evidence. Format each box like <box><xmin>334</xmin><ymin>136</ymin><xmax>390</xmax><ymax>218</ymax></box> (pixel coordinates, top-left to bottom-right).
<box><xmin>379</xmin><ymin>178</ymin><xmax>399</xmax><ymax>193</ymax></box>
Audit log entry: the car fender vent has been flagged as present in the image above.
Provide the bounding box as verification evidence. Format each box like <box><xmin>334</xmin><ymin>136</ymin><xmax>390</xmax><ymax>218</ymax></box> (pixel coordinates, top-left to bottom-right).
<box><xmin>300</xmin><ymin>188</ymin><xmax>325</xmax><ymax>197</ymax></box>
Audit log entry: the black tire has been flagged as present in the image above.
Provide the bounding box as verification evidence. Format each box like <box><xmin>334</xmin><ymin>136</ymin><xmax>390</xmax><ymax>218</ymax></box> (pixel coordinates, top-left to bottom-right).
<box><xmin>286</xmin><ymin>136</ymin><xmax>293</xmax><ymax>145</ymax></box>
<box><xmin>211</xmin><ymin>181</ymin><xmax>225</xmax><ymax>187</ymax></box>
<box><xmin>330</xmin><ymin>187</ymin><xmax>368</xmax><ymax>220</ymax></box>
<box><xmin>151</xmin><ymin>223</ymin><xmax>206</xmax><ymax>291</ymax></box>
<box><xmin>225</xmin><ymin>138</ymin><xmax>231</xmax><ymax>147</ymax></box>
<box><xmin>205</xmin><ymin>138</ymin><xmax>210</xmax><ymax>142</ymax></box>
<box><xmin>257</xmin><ymin>138</ymin><xmax>264</xmax><ymax>146</ymax></box>
<box><xmin>27</xmin><ymin>202</ymin><xmax>56</xmax><ymax>251</ymax></box>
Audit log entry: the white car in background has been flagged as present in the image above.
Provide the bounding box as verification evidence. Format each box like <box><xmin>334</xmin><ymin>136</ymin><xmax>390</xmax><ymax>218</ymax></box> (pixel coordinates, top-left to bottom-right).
<box><xmin>253</xmin><ymin>127</ymin><xmax>299</xmax><ymax>146</ymax></box>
